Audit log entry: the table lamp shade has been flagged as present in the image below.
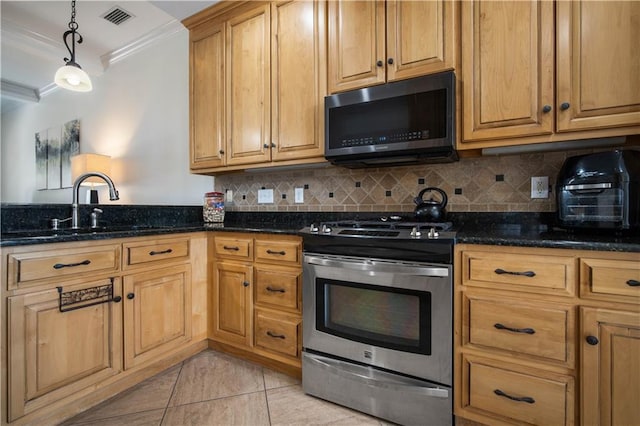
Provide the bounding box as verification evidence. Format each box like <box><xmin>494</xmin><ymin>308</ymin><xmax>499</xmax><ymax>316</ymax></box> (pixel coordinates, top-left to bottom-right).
<box><xmin>71</xmin><ymin>153</ymin><xmax>111</xmax><ymax>185</ymax></box>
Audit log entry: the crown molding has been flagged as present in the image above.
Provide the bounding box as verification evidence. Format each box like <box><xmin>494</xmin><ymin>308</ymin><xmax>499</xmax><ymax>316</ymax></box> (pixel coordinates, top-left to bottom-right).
<box><xmin>100</xmin><ymin>19</ymin><xmax>186</xmax><ymax>69</ymax></box>
<box><xmin>1</xmin><ymin>79</ymin><xmax>40</xmax><ymax>103</ymax></box>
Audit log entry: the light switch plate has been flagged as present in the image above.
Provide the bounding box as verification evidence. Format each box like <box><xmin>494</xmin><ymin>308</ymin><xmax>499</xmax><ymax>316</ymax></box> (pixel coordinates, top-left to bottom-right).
<box><xmin>294</xmin><ymin>187</ymin><xmax>304</xmax><ymax>203</ymax></box>
<box><xmin>258</xmin><ymin>189</ymin><xmax>274</xmax><ymax>204</ymax></box>
<box><xmin>531</xmin><ymin>176</ymin><xmax>549</xmax><ymax>199</ymax></box>
<box><xmin>225</xmin><ymin>189</ymin><xmax>233</xmax><ymax>203</ymax></box>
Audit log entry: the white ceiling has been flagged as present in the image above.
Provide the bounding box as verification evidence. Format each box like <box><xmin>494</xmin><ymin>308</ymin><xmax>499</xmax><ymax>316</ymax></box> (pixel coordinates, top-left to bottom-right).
<box><xmin>1</xmin><ymin>1</ymin><xmax>218</xmax><ymax>112</ymax></box>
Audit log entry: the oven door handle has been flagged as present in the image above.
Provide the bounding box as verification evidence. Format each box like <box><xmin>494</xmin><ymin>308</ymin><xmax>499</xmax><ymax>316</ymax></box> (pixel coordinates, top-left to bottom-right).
<box><xmin>304</xmin><ymin>255</ymin><xmax>449</xmax><ymax>277</ymax></box>
<box><xmin>303</xmin><ymin>352</ymin><xmax>450</xmax><ymax>399</ymax></box>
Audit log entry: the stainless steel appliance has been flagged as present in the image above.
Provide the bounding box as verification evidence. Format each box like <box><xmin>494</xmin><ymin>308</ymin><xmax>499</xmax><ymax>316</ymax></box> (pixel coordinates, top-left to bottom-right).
<box><xmin>324</xmin><ymin>72</ymin><xmax>457</xmax><ymax>168</ymax></box>
<box><xmin>300</xmin><ymin>219</ymin><xmax>455</xmax><ymax>425</ymax></box>
<box><xmin>557</xmin><ymin>149</ymin><xmax>640</xmax><ymax>230</ymax></box>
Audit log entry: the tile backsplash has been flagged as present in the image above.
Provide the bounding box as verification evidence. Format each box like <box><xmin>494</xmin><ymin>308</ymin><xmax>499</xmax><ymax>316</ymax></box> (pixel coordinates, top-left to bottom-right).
<box><xmin>215</xmin><ymin>148</ymin><xmax>614</xmax><ymax>213</ymax></box>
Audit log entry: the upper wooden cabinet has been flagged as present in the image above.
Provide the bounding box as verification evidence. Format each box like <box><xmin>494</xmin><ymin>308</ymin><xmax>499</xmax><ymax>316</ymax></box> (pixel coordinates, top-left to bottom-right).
<box><xmin>187</xmin><ymin>1</ymin><xmax>326</xmax><ymax>173</ymax></box>
<box><xmin>556</xmin><ymin>1</ymin><xmax>640</xmax><ymax>133</ymax></box>
<box><xmin>328</xmin><ymin>0</ymin><xmax>457</xmax><ymax>93</ymax></box>
<box><xmin>460</xmin><ymin>0</ymin><xmax>640</xmax><ymax>149</ymax></box>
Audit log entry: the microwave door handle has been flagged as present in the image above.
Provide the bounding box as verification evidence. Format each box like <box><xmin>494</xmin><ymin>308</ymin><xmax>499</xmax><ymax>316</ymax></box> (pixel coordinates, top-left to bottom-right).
<box><xmin>304</xmin><ymin>352</ymin><xmax>449</xmax><ymax>399</ymax></box>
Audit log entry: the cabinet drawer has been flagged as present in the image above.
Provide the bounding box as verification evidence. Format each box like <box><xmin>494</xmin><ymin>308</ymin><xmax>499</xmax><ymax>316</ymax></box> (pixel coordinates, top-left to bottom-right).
<box><xmin>461</xmin><ymin>250</ymin><xmax>576</xmax><ymax>296</ymax></box>
<box><xmin>255</xmin><ymin>239</ymin><xmax>301</xmax><ymax>265</ymax></box>
<box><xmin>6</xmin><ymin>244</ymin><xmax>120</xmax><ymax>290</ymax></box>
<box><xmin>464</xmin><ymin>356</ymin><xmax>573</xmax><ymax>425</ymax></box>
<box><xmin>581</xmin><ymin>257</ymin><xmax>640</xmax><ymax>303</ymax></box>
<box><xmin>214</xmin><ymin>236</ymin><xmax>253</xmax><ymax>260</ymax></box>
<box><xmin>255</xmin><ymin>266</ymin><xmax>301</xmax><ymax>312</ymax></box>
<box><xmin>254</xmin><ymin>308</ymin><xmax>301</xmax><ymax>358</ymax></box>
<box><xmin>465</xmin><ymin>295</ymin><xmax>573</xmax><ymax>365</ymax></box>
<box><xmin>124</xmin><ymin>237</ymin><xmax>190</xmax><ymax>268</ymax></box>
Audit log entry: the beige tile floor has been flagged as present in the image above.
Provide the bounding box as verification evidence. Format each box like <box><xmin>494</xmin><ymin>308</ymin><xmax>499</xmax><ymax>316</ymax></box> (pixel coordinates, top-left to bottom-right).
<box><xmin>62</xmin><ymin>349</ymin><xmax>392</xmax><ymax>426</ymax></box>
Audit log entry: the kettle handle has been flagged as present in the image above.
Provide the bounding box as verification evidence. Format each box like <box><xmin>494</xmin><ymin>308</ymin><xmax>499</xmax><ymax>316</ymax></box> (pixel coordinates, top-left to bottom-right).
<box><xmin>415</xmin><ymin>187</ymin><xmax>448</xmax><ymax>208</ymax></box>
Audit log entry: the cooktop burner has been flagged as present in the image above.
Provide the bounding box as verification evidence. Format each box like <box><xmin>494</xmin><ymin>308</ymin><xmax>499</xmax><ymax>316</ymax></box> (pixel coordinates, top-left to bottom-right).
<box><xmin>299</xmin><ymin>217</ymin><xmax>456</xmax><ymax>241</ymax></box>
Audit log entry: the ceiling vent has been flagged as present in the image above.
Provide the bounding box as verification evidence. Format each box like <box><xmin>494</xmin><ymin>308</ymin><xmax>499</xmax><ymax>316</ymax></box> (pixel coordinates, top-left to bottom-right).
<box><xmin>101</xmin><ymin>6</ymin><xmax>134</xmax><ymax>26</ymax></box>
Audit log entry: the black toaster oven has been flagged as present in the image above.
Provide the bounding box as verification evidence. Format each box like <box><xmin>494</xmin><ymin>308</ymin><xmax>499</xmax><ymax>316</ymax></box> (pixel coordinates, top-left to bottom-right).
<box><xmin>556</xmin><ymin>150</ymin><xmax>640</xmax><ymax>230</ymax></box>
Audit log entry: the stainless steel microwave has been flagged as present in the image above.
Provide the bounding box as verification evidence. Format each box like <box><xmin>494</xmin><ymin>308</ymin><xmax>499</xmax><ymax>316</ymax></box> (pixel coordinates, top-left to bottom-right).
<box><xmin>324</xmin><ymin>71</ymin><xmax>457</xmax><ymax>168</ymax></box>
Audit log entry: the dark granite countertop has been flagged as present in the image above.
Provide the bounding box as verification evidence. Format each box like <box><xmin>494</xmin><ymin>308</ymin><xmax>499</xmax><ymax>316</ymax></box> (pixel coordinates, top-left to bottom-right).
<box><xmin>456</xmin><ymin>222</ymin><xmax>640</xmax><ymax>252</ymax></box>
<box><xmin>2</xmin><ymin>206</ymin><xmax>639</xmax><ymax>252</ymax></box>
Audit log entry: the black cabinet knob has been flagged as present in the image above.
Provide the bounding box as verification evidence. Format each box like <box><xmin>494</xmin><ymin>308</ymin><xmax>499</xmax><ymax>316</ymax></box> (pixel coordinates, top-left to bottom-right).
<box><xmin>560</xmin><ymin>102</ymin><xmax>570</xmax><ymax>111</ymax></box>
<box><xmin>542</xmin><ymin>105</ymin><xmax>552</xmax><ymax>113</ymax></box>
<box><xmin>242</xmin><ymin>281</ymin><xmax>250</xmax><ymax>287</ymax></box>
<box><xmin>586</xmin><ymin>335</ymin><xmax>599</xmax><ymax>345</ymax></box>
<box><xmin>127</xmin><ymin>293</ymin><xmax>135</xmax><ymax>300</ymax></box>
<box><xmin>112</xmin><ymin>296</ymin><xmax>122</xmax><ymax>303</ymax></box>
<box><xmin>219</xmin><ymin>149</ymin><xmax>225</xmax><ymax>155</ymax></box>
<box><xmin>376</xmin><ymin>60</ymin><xmax>383</xmax><ymax>67</ymax></box>
<box><xmin>387</xmin><ymin>58</ymin><xmax>394</xmax><ymax>65</ymax></box>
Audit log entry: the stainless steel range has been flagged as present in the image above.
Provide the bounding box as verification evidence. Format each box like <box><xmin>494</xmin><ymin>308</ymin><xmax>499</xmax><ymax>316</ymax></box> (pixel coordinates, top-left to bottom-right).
<box><xmin>300</xmin><ymin>217</ymin><xmax>455</xmax><ymax>426</ymax></box>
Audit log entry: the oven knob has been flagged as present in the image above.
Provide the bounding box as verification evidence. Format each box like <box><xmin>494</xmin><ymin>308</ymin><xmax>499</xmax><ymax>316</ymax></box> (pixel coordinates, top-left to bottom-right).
<box><xmin>310</xmin><ymin>223</ymin><xmax>319</xmax><ymax>233</ymax></box>
<box><xmin>410</xmin><ymin>227</ymin><xmax>421</xmax><ymax>238</ymax></box>
<box><xmin>428</xmin><ymin>227</ymin><xmax>439</xmax><ymax>238</ymax></box>
<box><xmin>321</xmin><ymin>224</ymin><xmax>332</xmax><ymax>234</ymax></box>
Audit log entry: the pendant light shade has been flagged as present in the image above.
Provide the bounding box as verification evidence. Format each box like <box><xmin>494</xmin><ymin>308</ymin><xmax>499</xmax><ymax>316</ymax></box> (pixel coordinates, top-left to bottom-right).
<box><xmin>55</xmin><ymin>64</ymin><xmax>92</xmax><ymax>92</ymax></box>
<box><xmin>55</xmin><ymin>0</ymin><xmax>92</xmax><ymax>92</ymax></box>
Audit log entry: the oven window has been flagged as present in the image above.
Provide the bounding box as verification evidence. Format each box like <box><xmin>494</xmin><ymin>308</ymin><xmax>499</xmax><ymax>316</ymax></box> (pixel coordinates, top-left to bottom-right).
<box><xmin>316</xmin><ymin>278</ymin><xmax>431</xmax><ymax>355</ymax></box>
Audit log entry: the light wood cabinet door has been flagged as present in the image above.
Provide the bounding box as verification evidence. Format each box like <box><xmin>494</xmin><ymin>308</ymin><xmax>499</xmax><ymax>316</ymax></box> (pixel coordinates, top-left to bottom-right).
<box><xmin>581</xmin><ymin>307</ymin><xmax>640</xmax><ymax>426</ymax></box>
<box><xmin>123</xmin><ymin>265</ymin><xmax>192</xmax><ymax>369</ymax></box>
<box><xmin>226</xmin><ymin>4</ymin><xmax>271</xmax><ymax>166</ymax></box>
<box><xmin>190</xmin><ymin>21</ymin><xmax>225</xmax><ymax>170</ymax></box>
<box><xmin>211</xmin><ymin>260</ymin><xmax>253</xmax><ymax>347</ymax></box>
<box><xmin>461</xmin><ymin>0</ymin><xmax>554</xmax><ymax>142</ymax></box>
<box><xmin>271</xmin><ymin>0</ymin><xmax>326</xmax><ymax>161</ymax></box>
<box><xmin>7</xmin><ymin>278</ymin><xmax>123</xmax><ymax>422</ymax></box>
<box><xmin>328</xmin><ymin>0</ymin><xmax>385</xmax><ymax>93</ymax></box>
<box><xmin>386</xmin><ymin>0</ymin><xmax>455</xmax><ymax>81</ymax></box>
<box><xmin>556</xmin><ymin>1</ymin><xmax>640</xmax><ymax>132</ymax></box>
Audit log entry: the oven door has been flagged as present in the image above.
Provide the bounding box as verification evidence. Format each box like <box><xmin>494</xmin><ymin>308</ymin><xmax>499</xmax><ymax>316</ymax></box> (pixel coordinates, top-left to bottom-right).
<box><xmin>302</xmin><ymin>253</ymin><xmax>452</xmax><ymax>385</ymax></box>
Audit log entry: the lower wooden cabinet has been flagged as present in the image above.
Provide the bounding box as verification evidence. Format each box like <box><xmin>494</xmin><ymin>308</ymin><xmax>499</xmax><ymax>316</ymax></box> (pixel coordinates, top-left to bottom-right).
<box><xmin>463</xmin><ymin>354</ymin><xmax>574</xmax><ymax>426</ymax></box>
<box><xmin>455</xmin><ymin>244</ymin><xmax>639</xmax><ymax>425</ymax></box>
<box><xmin>210</xmin><ymin>232</ymin><xmax>303</xmax><ymax>371</ymax></box>
<box><xmin>7</xmin><ymin>278</ymin><xmax>123</xmax><ymax>422</ymax></box>
<box><xmin>211</xmin><ymin>260</ymin><xmax>253</xmax><ymax>347</ymax></box>
<box><xmin>1</xmin><ymin>233</ymin><xmax>208</xmax><ymax>425</ymax></box>
<box><xmin>581</xmin><ymin>307</ymin><xmax>640</xmax><ymax>426</ymax></box>
<box><xmin>123</xmin><ymin>264</ymin><xmax>192</xmax><ymax>369</ymax></box>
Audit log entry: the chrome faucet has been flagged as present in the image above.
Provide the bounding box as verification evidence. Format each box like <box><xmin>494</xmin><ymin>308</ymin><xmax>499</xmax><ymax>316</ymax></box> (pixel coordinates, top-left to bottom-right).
<box><xmin>71</xmin><ymin>172</ymin><xmax>119</xmax><ymax>229</ymax></box>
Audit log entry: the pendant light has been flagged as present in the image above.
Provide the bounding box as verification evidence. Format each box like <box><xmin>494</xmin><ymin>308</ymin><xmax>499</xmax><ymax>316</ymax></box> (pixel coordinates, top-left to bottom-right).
<box><xmin>54</xmin><ymin>0</ymin><xmax>92</xmax><ymax>92</ymax></box>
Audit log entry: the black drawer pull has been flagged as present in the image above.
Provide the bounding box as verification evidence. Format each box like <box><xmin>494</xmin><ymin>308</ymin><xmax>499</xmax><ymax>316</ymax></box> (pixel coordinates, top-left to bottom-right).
<box><xmin>266</xmin><ymin>286</ymin><xmax>286</xmax><ymax>293</ymax></box>
<box><xmin>494</xmin><ymin>323</ymin><xmax>535</xmax><ymax>335</ymax></box>
<box><xmin>266</xmin><ymin>249</ymin><xmax>286</xmax><ymax>256</ymax></box>
<box><xmin>53</xmin><ymin>259</ymin><xmax>91</xmax><ymax>269</ymax></box>
<box><xmin>149</xmin><ymin>248</ymin><xmax>173</xmax><ymax>256</ymax></box>
<box><xmin>223</xmin><ymin>245</ymin><xmax>240</xmax><ymax>251</ymax></box>
<box><xmin>627</xmin><ymin>279</ymin><xmax>640</xmax><ymax>287</ymax></box>
<box><xmin>494</xmin><ymin>389</ymin><xmax>535</xmax><ymax>404</ymax></box>
<box><xmin>494</xmin><ymin>268</ymin><xmax>536</xmax><ymax>278</ymax></box>
<box><xmin>267</xmin><ymin>331</ymin><xmax>286</xmax><ymax>339</ymax></box>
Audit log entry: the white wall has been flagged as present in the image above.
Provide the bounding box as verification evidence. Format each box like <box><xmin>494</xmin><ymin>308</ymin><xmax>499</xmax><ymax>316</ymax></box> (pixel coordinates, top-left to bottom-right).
<box><xmin>1</xmin><ymin>29</ymin><xmax>214</xmax><ymax>205</ymax></box>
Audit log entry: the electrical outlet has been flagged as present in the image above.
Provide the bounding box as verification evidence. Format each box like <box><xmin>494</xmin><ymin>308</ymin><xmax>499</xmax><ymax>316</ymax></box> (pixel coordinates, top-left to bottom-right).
<box><xmin>257</xmin><ymin>189</ymin><xmax>274</xmax><ymax>203</ymax></box>
<box><xmin>294</xmin><ymin>187</ymin><xmax>304</xmax><ymax>203</ymax></box>
<box><xmin>531</xmin><ymin>176</ymin><xmax>549</xmax><ymax>199</ymax></box>
<box><xmin>225</xmin><ymin>189</ymin><xmax>233</xmax><ymax>203</ymax></box>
